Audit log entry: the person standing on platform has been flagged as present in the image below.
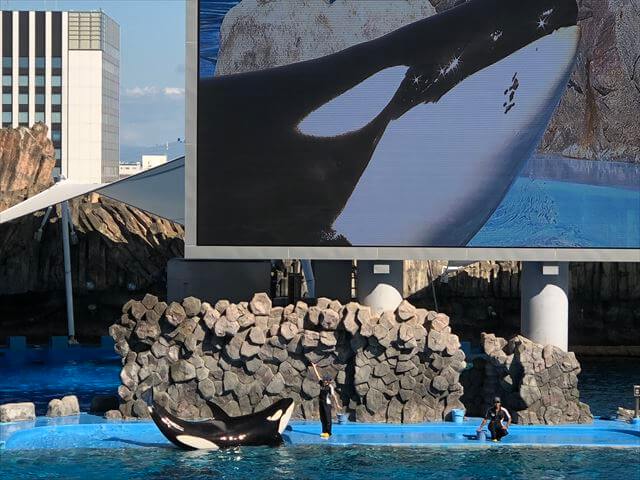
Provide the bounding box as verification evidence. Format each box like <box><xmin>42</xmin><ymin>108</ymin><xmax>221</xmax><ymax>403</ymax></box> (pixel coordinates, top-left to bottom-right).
<box><xmin>311</xmin><ymin>363</ymin><xmax>341</xmax><ymax>438</ymax></box>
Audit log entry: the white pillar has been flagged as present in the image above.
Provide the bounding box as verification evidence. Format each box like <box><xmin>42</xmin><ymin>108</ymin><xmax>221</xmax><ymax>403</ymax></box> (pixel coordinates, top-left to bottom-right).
<box><xmin>521</xmin><ymin>262</ymin><xmax>569</xmax><ymax>351</ymax></box>
<box><xmin>357</xmin><ymin>260</ymin><xmax>404</xmax><ymax>314</ymax></box>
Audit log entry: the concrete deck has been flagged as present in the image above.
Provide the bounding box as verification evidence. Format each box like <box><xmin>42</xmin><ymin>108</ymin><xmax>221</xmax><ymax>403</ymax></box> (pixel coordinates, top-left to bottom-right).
<box><xmin>1</xmin><ymin>414</ymin><xmax>638</xmax><ymax>450</ymax></box>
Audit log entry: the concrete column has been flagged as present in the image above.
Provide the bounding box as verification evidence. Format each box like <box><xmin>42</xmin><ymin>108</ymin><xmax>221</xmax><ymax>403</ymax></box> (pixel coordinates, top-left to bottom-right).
<box><xmin>521</xmin><ymin>261</ymin><xmax>569</xmax><ymax>351</ymax></box>
<box><xmin>357</xmin><ymin>260</ymin><xmax>404</xmax><ymax>314</ymax></box>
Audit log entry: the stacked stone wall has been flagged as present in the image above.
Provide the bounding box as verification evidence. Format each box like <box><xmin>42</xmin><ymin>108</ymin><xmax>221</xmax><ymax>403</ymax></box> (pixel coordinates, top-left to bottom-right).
<box><xmin>110</xmin><ymin>293</ymin><xmax>467</xmax><ymax>422</ymax></box>
<box><xmin>461</xmin><ymin>333</ymin><xmax>593</xmax><ymax>425</ymax></box>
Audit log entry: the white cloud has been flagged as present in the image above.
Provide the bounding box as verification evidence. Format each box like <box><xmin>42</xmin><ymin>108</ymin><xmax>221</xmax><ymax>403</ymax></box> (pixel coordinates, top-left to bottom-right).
<box><xmin>124</xmin><ymin>86</ymin><xmax>185</xmax><ymax>98</ymax></box>
<box><xmin>163</xmin><ymin>87</ymin><xmax>185</xmax><ymax>97</ymax></box>
<box><xmin>125</xmin><ymin>86</ymin><xmax>160</xmax><ymax>97</ymax></box>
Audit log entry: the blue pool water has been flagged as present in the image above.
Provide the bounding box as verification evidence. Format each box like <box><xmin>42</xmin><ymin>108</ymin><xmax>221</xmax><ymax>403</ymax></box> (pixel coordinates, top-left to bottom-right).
<box><xmin>471</xmin><ymin>156</ymin><xmax>640</xmax><ymax>248</ymax></box>
<box><xmin>1</xmin><ymin>444</ymin><xmax>638</xmax><ymax>479</ymax></box>
<box><xmin>0</xmin><ymin>358</ymin><xmax>121</xmax><ymax>415</ymax></box>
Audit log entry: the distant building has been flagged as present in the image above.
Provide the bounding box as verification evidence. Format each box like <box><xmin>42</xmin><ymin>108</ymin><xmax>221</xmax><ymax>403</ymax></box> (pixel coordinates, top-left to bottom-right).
<box><xmin>142</xmin><ymin>154</ymin><xmax>167</xmax><ymax>170</ymax></box>
<box><xmin>118</xmin><ymin>163</ymin><xmax>141</xmax><ymax>178</ymax></box>
<box><xmin>0</xmin><ymin>10</ymin><xmax>120</xmax><ymax>183</ymax></box>
<box><xmin>119</xmin><ymin>154</ymin><xmax>167</xmax><ymax>179</ymax></box>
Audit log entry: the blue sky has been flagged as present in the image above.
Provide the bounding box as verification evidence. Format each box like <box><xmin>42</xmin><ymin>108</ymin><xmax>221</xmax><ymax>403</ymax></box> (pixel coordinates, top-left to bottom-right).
<box><xmin>3</xmin><ymin>0</ymin><xmax>186</xmax><ymax>148</ymax></box>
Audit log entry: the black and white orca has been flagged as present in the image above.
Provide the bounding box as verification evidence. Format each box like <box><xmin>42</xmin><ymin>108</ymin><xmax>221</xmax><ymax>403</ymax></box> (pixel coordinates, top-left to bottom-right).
<box><xmin>148</xmin><ymin>398</ymin><xmax>295</xmax><ymax>450</ymax></box>
<box><xmin>197</xmin><ymin>0</ymin><xmax>580</xmax><ymax>247</ymax></box>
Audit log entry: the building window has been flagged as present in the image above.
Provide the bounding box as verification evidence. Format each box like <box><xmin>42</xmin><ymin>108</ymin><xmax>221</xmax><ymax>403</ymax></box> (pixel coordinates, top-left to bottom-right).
<box><xmin>2</xmin><ymin>112</ymin><xmax>11</xmax><ymax>123</ymax></box>
<box><xmin>36</xmin><ymin>94</ymin><xmax>45</xmax><ymax>104</ymax></box>
<box><xmin>34</xmin><ymin>112</ymin><xmax>45</xmax><ymax>123</ymax></box>
<box><xmin>19</xmin><ymin>76</ymin><xmax>28</xmax><ymax>87</ymax></box>
<box><xmin>35</xmin><ymin>57</ymin><xmax>45</xmax><ymax>69</ymax></box>
<box><xmin>18</xmin><ymin>57</ymin><xmax>28</xmax><ymax>69</ymax></box>
<box><xmin>18</xmin><ymin>93</ymin><xmax>28</xmax><ymax>104</ymax></box>
<box><xmin>52</xmin><ymin>57</ymin><xmax>62</xmax><ymax>69</ymax></box>
<box><xmin>2</xmin><ymin>75</ymin><xmax>12</xmax><ymax>86</ymax></box>
<box><xmin>52</xmin><ymin>94</ymin><xmax>61</xmax><ymax>105</ymax></box>
<box><xmin>55</xmin><ymin>148</ymin><xmax>61</xmax><ymax>161</ymax></box>
<box><xmin>2</xmin><ymin>93</ymin><xmax>10</xmax><ymax>104</ymax></box>
<box><xmin>35</xmin><ymin>76</ymin><xmax>45</xmax><ymax>87</ymax></box>
<box><xmin>51</xmin><ymin>112</ymin><xmax>61</xmax><ymax>122</ymax></box>
<box><xmin>2</xmin><ymin>57</ymin><xmax>11</xmax><ymax>68</ymax></box>
<box><xmin>52</xmin><ymin>76</ymin><xmax>61</xmax><ymax>87</ymax></box>
<box><xmin>18</xmin><ymin>112</ymin><xmax>28</xmax><ymax>123</ymax></box>
<box><xmin>52</xmin><ymin>130</ymin><xmax>61</xmax><ymax>141</ymax></box>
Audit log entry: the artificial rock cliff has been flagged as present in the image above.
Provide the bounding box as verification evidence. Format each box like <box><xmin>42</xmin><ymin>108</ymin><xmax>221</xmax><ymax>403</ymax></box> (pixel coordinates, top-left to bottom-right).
<box><xmin>0</xmin><ymin>125</ymin><xmax>183</xmax><ymax>338</ymax></box>
<box><xmin>540</xmin><ymin>0</ymin><xmax>640</xmax><ymax>162</ymax></box>
<box><xmin>461</xmin><ymin>333</ymin><xmax>593</xmax><ymax>424</ymax></box>
<box><xmin>110</xmin><ymin>294</ymin><xmax>467</xmax><ymax>422</ymax></box>
<box><xmin>405</xmin><ymin>260</ymin><xmax>640</xmax><ymax>346</ymax></box>
<box><xmin>0</xmin><ymin>123</ymin><xmax>55</xmax><ymax>211</ymax></box>
<box><xmin>110</xmin><ymin>293</ymin><xmax>594</xmax><ymax>425</ymax></box>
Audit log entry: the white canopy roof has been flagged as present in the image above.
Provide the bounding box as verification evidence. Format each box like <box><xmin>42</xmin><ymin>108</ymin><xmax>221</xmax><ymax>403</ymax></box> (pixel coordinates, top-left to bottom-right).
<box><xmin>0</xmin><ymin>157</ymin><xmax>185</xmax><ymax>224</ymax></box>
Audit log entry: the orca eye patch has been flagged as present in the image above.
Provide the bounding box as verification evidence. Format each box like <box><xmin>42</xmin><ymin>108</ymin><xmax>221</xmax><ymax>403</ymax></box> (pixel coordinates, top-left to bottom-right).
<box><xmin>297</xmin><ymin>65</ymin><xmax>409</xmax><ymax>137</ymax></box>
<box><xmin>267</xmin><ymin>409</ymin><xmax>283</xmax><ymax>421</ymax></box>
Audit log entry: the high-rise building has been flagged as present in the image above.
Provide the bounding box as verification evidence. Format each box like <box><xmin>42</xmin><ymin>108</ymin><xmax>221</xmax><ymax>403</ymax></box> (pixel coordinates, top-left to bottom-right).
<box><xmin>0</xmin><ymin>10</ymin><xmax>119</xmax><ymax>183</ymax></box>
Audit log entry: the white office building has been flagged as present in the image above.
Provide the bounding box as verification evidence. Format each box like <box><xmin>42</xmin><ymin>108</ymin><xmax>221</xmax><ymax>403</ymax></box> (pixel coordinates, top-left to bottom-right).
<box><xmin>119</xmin><ymin>154</ymin><xmax>167</xmax><ymax>179</ymax></box>
<box><xmin>0</xmin><ymin>10</ymin><xmax>119</xmax><ymax>183</ymax></box>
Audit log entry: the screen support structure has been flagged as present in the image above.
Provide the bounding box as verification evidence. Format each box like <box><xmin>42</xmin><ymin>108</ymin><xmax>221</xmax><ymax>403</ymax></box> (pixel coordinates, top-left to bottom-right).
<box><xmin>521</xmin><ymin>262</ymin><xmax>569</xmax><ymax>351</ymax></box>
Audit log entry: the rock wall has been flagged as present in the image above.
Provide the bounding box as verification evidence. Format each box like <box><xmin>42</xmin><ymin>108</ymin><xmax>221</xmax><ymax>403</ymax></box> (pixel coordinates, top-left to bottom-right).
<box><xmin>539</xmin><ymin>0</ymin><xmax>640</xmax><ymax>162</ymax></box>
<box><xmin>462</xmin><ymin>333</ymin><xmax>593</xmax><ymax>424</ymax></box>
<box><xmin>0</xmin><ymin>122</ymin><xmax>184</xmax><ymax>299</ymax></box>
<box><xmin>0</xmin><ymin>123</ymin><xmax>55</xmax><ymax>211</ymax></box>
<box><xmin>407</xmin><ymin>261</ymin><xmax>640</xmax><ymax>346</ymax></box>
<box><xmin>110</xmin><ymin>294</ymin><xmax>467</xmax><ymax>423</ymax></box>
<box><xmin>216</xmin><ymin>0</ymin><xmax>436</xmax><ymax>75</ymax></box>
<box><xmin>0</xmin><ymin>123</ymin><xmax>184</xmax><ymax>339</ymax></box>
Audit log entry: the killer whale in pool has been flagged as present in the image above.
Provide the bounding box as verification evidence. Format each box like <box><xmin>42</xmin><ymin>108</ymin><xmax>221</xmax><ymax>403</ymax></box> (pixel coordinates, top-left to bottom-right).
<box><xmin>148</xmin><ymin>397</ymin><xmax>295</xmax><ymax>449</ymax></box>
<box><xmin>197</xmin><ymin>0</ymin><xmax>580</xmax><ymax>247</ymax></box>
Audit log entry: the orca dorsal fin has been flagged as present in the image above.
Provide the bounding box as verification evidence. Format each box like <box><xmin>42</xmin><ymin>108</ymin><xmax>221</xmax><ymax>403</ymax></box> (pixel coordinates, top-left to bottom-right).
<box><xmin>206</xmin><ymin>400</ymin><xmax>231</xmax><ymax>421</ymax></box>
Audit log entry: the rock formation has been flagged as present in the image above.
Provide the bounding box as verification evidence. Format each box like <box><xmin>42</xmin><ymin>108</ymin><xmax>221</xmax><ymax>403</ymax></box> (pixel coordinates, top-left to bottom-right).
<box><xmin>216</xmin><ymin>0</ymin><xmax>436</xmax><ymax>75</ymax></box>
<box><xmin>46</xmin><ymin>395</ymin><xmax>80</xmax><ymax>417</ymax></box>
<box><xmin>540</xmin><ymin>0</ymin><xmax>640</xmax><ymax>162</ymax></box>
<box><xmin>0</xmin><ymin>123</ymin><xmax>55</xmax><ymax>211</ymax></box>
<box><xmin>406</xmin><ymin>260</ymin><xmax>640</xmax><ymax>346</ymax></box>
<box><xmin>462</xmin><ymin>333</ymin><xmax>593</xmax><ymax>424</ymax></box>
<box><xmin>110</xmin><ymin>294</ymin><xmax>467</xmax><ymax>423</ymax></box>
<box><xmin>0</xmin><ymin>123</ymin><xmax>184</xmax><ymax>298</ymax></box>
<box><xmin>0</xmin><ymin>402</ymin><xmax>36</xmax><ymax>423</ymax></box>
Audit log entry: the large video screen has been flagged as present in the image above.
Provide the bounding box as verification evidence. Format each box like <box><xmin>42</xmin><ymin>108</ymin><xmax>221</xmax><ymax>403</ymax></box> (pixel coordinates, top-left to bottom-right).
<box><xmin>197</xmin><ymin>0</ymin><xmax>639</xmax><ymax>250</ymax></box>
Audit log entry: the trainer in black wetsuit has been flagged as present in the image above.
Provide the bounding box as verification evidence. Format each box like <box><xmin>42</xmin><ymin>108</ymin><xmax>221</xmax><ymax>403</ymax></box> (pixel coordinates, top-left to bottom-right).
<box><xmin>312</xmin><ymin>363</ymin><xmax>340</xmax><ymax>438</ymax></box>
<box><xmin>477</xmin><ymin>396</ymin><xmax>512</xmax><ymax>441</ymax></box>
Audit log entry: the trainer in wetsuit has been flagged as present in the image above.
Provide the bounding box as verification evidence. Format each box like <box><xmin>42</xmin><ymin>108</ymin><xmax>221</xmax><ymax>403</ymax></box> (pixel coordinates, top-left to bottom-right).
<box><xmin>311</xmin><ymin>363</ymin><xmax>341</xmax><ymax>438</ymax></box>
<box><xmin>477</xmin><ymin>396</ymin><xmax>511</xmax><ymax>442</ymax></box>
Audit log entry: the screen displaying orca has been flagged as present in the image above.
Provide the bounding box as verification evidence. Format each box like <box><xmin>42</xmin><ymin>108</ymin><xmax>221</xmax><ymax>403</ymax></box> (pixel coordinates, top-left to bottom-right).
<box><xmin>148</xmin><ymin>397</ymin><xmax>295</xmax><ymax>450</ymax></box>
<box><xmin>197</xmin><ymin>0</ymin><xmax>580</xmax><ymax>247</ymax></box>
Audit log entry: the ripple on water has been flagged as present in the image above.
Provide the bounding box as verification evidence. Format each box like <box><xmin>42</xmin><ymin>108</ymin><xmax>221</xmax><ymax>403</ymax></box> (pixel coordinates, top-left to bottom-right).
<box><xmin>1</xmin><ymin>445</ymin><xmax>639</xmax><ymax>480</ymax></box>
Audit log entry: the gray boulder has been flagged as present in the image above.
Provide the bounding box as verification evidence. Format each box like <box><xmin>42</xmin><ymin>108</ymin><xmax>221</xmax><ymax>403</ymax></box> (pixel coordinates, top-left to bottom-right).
<box><xmin>46</xmin><ymin>395</ymin><xmax>80</xmax><ymax>417</ymax></box>
<box><xmin>170</xmin><ymin>360</ymin><xmax>197</xmax><ymax>382</ymax></box>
